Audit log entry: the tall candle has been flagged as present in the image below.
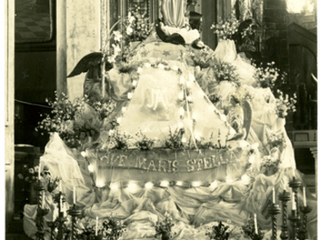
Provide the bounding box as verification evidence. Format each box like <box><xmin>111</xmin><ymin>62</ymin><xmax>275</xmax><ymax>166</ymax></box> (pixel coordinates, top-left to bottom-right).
<box><xmin>292</xmin><ymin>192</ymin><xmax>296</xmax><ymax>210</ymax></box>
<box><xmin>95</xmin><ymin>216</ymin><xmax>99</xmax><ymax>236</ymax></box>
<box><xmin>272</xmin><ymin>187</ymin><xmax>275</xmax><ymax>204</ymax></box>
<box><xmin>38</xmin><ymin>162</ymin><xmax>41</xmax><ymax>179</ymax></box>
<box><xmin>60</xmin><ymin>196</ymin><xmax>63</xmax><ymax>213</ymax></box>
<box><xmin>41</xmin><ymin>191</ymin><xmax>45</xmax><ymax>209</ymax></box>
<box><xmin>73</xmin><ymin>186</ymin><xmax>76</xmax><ymax>205</ymax></box>
<box><xmin>303</xmin><ymin>187</ymin><xmax>307</xmax><ymax>207</ymax></box>
<box><xmin>254</xmin><ymin>213</ymin><xmax>258</xmax><ymax>234</ymax></box>
<box><xmin>59</xmin><ymin>181</ymin><xmax>62</xmax><ymax>192</ymax></box>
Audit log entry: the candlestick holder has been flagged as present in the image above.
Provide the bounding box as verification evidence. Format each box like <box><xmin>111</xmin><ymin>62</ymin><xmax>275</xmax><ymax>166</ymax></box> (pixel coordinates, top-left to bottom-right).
<box><xmin>268</xmin><ymin>203</ymin><xmax>281</xmax><ymax>240</ymax></box>
<box><xmin>279</xmin><ymin>190</ymin><xmax>291</xmax><ymax>240</ymax></box>
<box><xmin>289</xmin><ymin>210</ymin><xmax>299</xmax><ymax>240</ymax></box>
<box><xmin>68</xmin><ymin>204</ymin><xmax>82</xmax><ymax>240</ymax></box>
<box><xmin>289</xmin><ymin>177</ymin><xmax>301</xmax><ymax>217</ymax></box>
<box><xmin>35</xmin><ymin>180</ymin><xmax>49</xmax><ymax>240</ymax></box>
<box><xmin>54</xmin><ymin>192</ymin><xmax>68</xmax><ymax>240</ymax></box>
<box><xmin>47</xmin><ymin>221</ymin><xmax>58</xmax><ymax>240</ymax></box>
<box><xmin>298</xmin><ymin>206</ymin><xmax>312</xmax><ymax>240</ymax></box>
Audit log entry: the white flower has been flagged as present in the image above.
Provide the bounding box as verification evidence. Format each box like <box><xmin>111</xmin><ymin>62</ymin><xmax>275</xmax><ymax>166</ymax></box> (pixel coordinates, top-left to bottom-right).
<box><xmin>126</xmin><ymin>26</ymin><xmax>133</xmax><ymax>36</ymax></box>
<box><xmin>128</xmin><ymin>12</ymin><xmax>135</xmax><ymax>24</ymax></box>
<box><xmin>112</xmin><ymin>44</ymin><xmax>121</xmax><ymax>56</ymax></box>
<box><xmin>113</xmin><ymin>31</ymin><xmax>123</xmax><ymax>42</ymax></box>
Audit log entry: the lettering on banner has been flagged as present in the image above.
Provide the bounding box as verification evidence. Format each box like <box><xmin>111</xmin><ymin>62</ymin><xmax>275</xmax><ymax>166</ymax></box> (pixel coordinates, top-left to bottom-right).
<box><xmin>139</xmin><ymin>158</ymin><xmax>147</xmax><ymax>170</ymax></box>
<box><xmin>197</xmin><ymin>159</ymin><xmax>203</xmax><ymax>171</ymax></box>
<box><xmin>98</xmin><ymin>152</ymin><xmax>230</xmax><ymax>172</ymax></box>
<box><xmin>158</xmin><ymin>159</ymin><xmax>167</xmax><ymax>172</ymax></box>
<box><xmin>118</xmin><ymin>155</ymin><xmax>127</xmax><ymax>167</ymax></box>
<box><xmin>172</xmin><ymin>160</ymin><xmax>179</xmax><ymax>172</ymax></box>
<box><xmin>203</xmin><ymin>158</ymin><xmax>212</xmax><ymax>169</ymax></box>
<box><xmin>147</xmin><ymin>160</ymin><xmax>157</xmax><ymax>172</ymax></box>
<box><xmin>187</xmin><ymin>159</ymin><xmax>196</xmax><ymax>172</ymax></box>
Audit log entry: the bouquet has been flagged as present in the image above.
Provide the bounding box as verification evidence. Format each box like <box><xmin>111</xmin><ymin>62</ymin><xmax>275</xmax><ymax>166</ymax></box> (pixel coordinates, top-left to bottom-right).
<box><xmin>211</xmin><ymin>11</ymin><xmax>239</xmax><ymax>40</ymax></box>
<box><xmin>126</xmin><ymin>6</ymin><xmax>151</xmax><ymax>42</ymax></box>
<box><xmin>18</xmin><ymin>164</ymin><xmax>40</xmax><ymax>183</ymax></box>
<box><xmin>135</xmin><ymin>130</ymin><xmax>157</xmax><ymax>150</ymax></box>
<box><xmin>108</xmin><ymin>129</ymin><xmax>132</xmax><ymax>150</ymax></box>
<box><xmin>254</xmin><ymin>62</ymin><xmax>279</xmax><ymax>89</ymax></box>
<box><xmin>205</xmin><ymin>221</ymin><xmax>231</xmax><ymax>240</ymax></box>
<box><xmin>154</xmin><ymin>212</ymin><xmax>176</xmax><ymax>240</ymax></box>
<box><xmin>260</xmin><ymin>155</ymin><xmax>281</xmax><ymax>176</ymax></box>
<box><xmin>99</xmin><ymin>218</ymin><xmax>126</xmax><ymax>240</ymax></box>
<box><xmin>268</xmin><ymin>132</ymin><xmax>286</xmax><ymax>151</ymax></box>
<box><xmin>275</xmin><ymin>90</ymin><xmax>297</xmax><ymax>118</ymax></box>
<box><xmin>211</xmin><ymin>60</ymin><xmax>239</xmax><ymax>85</ymax></box>
<box><xmin>37</xmin><ymin>92</ymin><xmax>113</xmax><ymax>149</ymax></box>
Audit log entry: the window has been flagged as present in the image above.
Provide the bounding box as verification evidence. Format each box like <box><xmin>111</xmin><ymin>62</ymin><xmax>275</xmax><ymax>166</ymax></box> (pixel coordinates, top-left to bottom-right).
<box><xmin>15</xmin><ymin>0</ymin><xmax>53</xmax><ymax>43</ymax></box>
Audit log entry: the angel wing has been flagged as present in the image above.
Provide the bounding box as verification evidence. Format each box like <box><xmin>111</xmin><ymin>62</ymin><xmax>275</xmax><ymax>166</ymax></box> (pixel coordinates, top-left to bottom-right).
<box><xmin>67</xmin><ymin>52</ymin><xmax>113</xmax><ymax>78</ymax></box>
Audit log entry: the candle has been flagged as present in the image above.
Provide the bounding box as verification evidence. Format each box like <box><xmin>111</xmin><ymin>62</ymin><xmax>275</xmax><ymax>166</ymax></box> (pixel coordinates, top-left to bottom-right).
<box><xmin>254</xmin><ymin>213</ymin><xmax>258</xmax><ymax>234</ymax></box>
<box><xmin>303</xmin><ymin>187</ymin><xmax>307</xmax><ymax>207</ymax></box>
<box><xmin>272</xmin><ymin>187</ymin><xmax>275</xmax><ymax>203</ymax></box>
<box><xmin>95</xmin><ymin>216</ymin><xmax>99</xmax><ymax>236</ymax></box>
<box><xmin>38</xmin><ymin>162</ymin><xmax>41</xmax><ymax>179</ymax></box>
<box><xmin>41</xmin><ymin>191</ymin><xmax>45</xmax><ymax>209</ymax></box>
<box><xmin>59</xmin><ymin>181</ymin><xmax>62</xmax><ymax>192</ymax></box>
<box><xmin>60</xmin><ymin>196</ymin><xmax>63</xmax><ymax>213</ymax></box>
<box><xmin>73</xmin><ymin>186</ymin><xmax>76</xmax><ymax>205</ymax></box>
<box><xmin>292</xmin><ymin>167</ymin><xmax>295</xmax><ymax>177</ymax></box>
<box><xmin>292</xmin><ymin>192</ymin><xmax>296</xmax><ymax>210</ymax></box>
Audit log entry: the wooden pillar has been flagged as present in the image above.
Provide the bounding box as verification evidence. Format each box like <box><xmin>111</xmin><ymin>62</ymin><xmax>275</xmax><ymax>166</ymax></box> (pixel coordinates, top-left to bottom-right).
<box><xmin>57</xmin><ymin>0</ymin><xmax>101</xmax><ymax>101</ymax></box>
<box><xmin>5</xmin><ymin>0</ymin><xmax>15</xmax><ymax>228</ymax></box>
<box><xmin>201</xmin><ymin>0</ymin><xmax>217</xmax><ymax>50</ymax></box>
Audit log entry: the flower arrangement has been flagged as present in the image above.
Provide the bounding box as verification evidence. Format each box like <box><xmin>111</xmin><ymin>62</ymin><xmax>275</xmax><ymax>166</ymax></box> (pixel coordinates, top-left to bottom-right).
<box><xmin>126</xmin><ymin>6</ymin><xmax>151</xmax><ymax>42</ymax></box>
<box><xmin>241</xmin><ymin>217</ymin><xmax>264</xmax><ymax>240</ymax></box>
<box><xmin>154</xmin><ymin>212</ymin><xmax>176</xmax><ymax>240</ymax></box>
<box><xmin>211</xmin><ymin>11</ymin><xmax>239</xmax><ymax>40</ymax></box>
<box><xmin>18</xmin><ymin>164</ymin><xmax>40</xmax><ymax>183</ymax></box>
<box><xmin>254</xmin><ymin>62</ymin><xmax>280</xmax><ymax>89</ymax></box>
<box><xmin>98</xmin><ymin>218</ymin><xmax>126</xmax><ymax>240</ymax></box>
<box><xmin>37</xmin><ymin>92</ymin><xmax>116</xmax><ymax>149</ymax></box>
<box><xmin>268</xmin><ymin>132</ymin><xmax>286</xmax><ymax>151</ymax></box>
<box><xmin>211</xmin><ymin>60</ymin><xmax>239</xmax><ymax>85</ymax></box>
<box><xmin>205</xmin><ymin>221</ymin><xmax>231</xmax><ymax>240</ymax></box>
<box><xmin>193</xmin><ymin>134</ymin><xmax>217</xmax><ymax>149</ymax></box>
<box><xmin>260</xmin><ymin>155</ymin><xmax>281</xmax><ymax>176</ymax></box>
<box><xmin>275</xmin><ymin>90</ymin><xmax>297</xmax><ymax>118</ymax></box>
<box><xmin>78</xmin><ymin>216</ymin><xmax>126</xmax><ymax>240</ymax></box>
<box><xmin>108</xmin><ymin>130</ymin><xmax>132</xmax><ymax>150</ymax></box>
<box><xmin>135</xmin><ymin>130</ymin><xmax>157</xmax><ymax>150</ymax></box>
<box><xmin>90</xmin><ymin>99</ymin><xmax>117</xmax><ymax>120</ymax></box>
<box><xmin>164</xmin><ymin>128</ymin><xmax>186</xmax><ymax>150</ymax></box>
